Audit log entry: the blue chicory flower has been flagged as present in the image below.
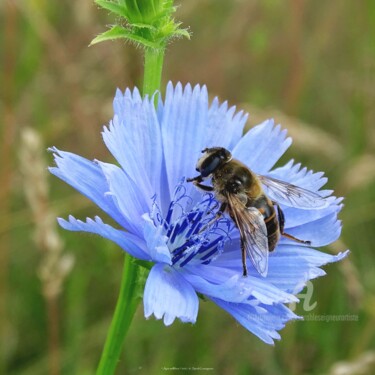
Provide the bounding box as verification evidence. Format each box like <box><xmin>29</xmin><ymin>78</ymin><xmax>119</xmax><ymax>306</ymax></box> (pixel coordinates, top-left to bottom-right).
<box><xmin>49</xmin><ymin>82</ymin><xmax>348</xmax><ymax>344</ymax></box>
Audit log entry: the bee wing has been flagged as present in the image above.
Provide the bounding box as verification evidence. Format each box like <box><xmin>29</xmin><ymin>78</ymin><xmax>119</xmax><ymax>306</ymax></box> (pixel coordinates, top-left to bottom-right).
<box><xmin>258</xmin><ymin>174</ymin><xmax>328</xmax><ymax>209</ymax></box>
<box><xmin>227</xmin><ymin>194</ymin><xmax>269</xmax><ymax>277</ymax></box>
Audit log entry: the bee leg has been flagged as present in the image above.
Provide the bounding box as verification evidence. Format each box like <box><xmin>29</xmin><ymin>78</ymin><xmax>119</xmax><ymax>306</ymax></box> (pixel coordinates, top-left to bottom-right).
<box><xmin>214</xmin><ymin>202</ymin><xmax>227</xmax><ymax>220</ymax></box>
<box><xmin>186</xmin><ymin>175</ymin><xmax>203</xmax><ymax>182</ymax></box>
<box><xmin>199</xmin><ymin>202</ymin><xmax>227</xmax><ymax>233</ymax></box>
<box><xmin>241</xmin><ymin>238</ymin><xmax>248</xmax><ymax>277</ymax></box>
<box><xmin>192</xmin><ymin>182</ymin><xmax>214</xmax><ymax>192</ymax></box>
<box><xmin>274</xmin><ymin>202</ymin><xmax>311</xmax><ymax>245</ymax></box>
<box><xmin>186</xmin><ymin>175</ymin><xmax>214</xmax><ymax>192</ymax></box>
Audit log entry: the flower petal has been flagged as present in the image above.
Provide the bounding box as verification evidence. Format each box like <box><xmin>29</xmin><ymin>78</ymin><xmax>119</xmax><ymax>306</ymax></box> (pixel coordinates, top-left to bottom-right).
<box><xmin>282</xmin><ymin>197</ymin><xmax>342</xmax><ymax>229</ymax></box>
<box><xmin>102</xmin><ymin>87</ymin><xmax>164</xmax><ymax>202</ymax></box>
<box><xmin>212</xmin><ymin>297</ymin><xmax>299</xmax><ymax>345</ymax></box>
<box><xmin>266</xmin><ymin>246</ymin><xmax>349</xmax><ymax>293</ymax></box>
<box><xmin>49</xmin><ymin>148</ymin><xmax>126</xmax><ymax>227</ymax></box>
<box><xmin>144</xmin><ymin>263</ymin><xmax>199</xmax><ymax>325</ymax></box>
<box><xmin>265</xmin><ymin>159</ymin><xmax>331</xmax><ymax>197</ymax></box>
<box><xmin>212</xmin><ymin>232</ymin><xmax>347</xmax><ymax>293</ymax></box>
<box><xmin>266</xmin><ymin>251</ymin><xmax>324</xmax><ymax>293</ymax></box>
<box><xmin>183</xmin><ymin>273</ymin><xmax>254</xmax><ymax>303</ymax></box>
<box><xmin>142</xmin><ymin>214</ymin><xmax>172</xmax><ymax>264</ymax></box>
<box><xmin>277</xmin><ymin>245</ymin><xmax>349</xmax><ymax>267</ymax></box>
<box><xmin>112</xmin><ymin>87</ymin><xmax>142</xmax><ymax>118</ymax></box>
<box><xmin>281</xmin><ymin>212</ymin><xmax>342</xmax><ymax>247</ymax></box>
<box><xmin>232</xmin><ymin>120</ymin><xmax>292</xmax><ymax>174</ymax></box>
<box><xmin>97</xmin><ymin>161</ymin><xmax>150</xmax><ymax>236</ymax></box>
<box><xmin>186</xmin><ymin>264</ymin><xmax>298</xmax><ymax>305</ymax></box>
<box><xmin>161</xmin><ymin>82</ymin><xmax>210</xmax><ymax>195</ymax></box>
<box><xmin>206</xmin><ymin>97</ymin><xmax>248</xmax><ymax>149</ymax></box>
<box><xmin>58</xmin><ymin>215</ymin><xmax>149</xmax><ymax>260</ymax></box>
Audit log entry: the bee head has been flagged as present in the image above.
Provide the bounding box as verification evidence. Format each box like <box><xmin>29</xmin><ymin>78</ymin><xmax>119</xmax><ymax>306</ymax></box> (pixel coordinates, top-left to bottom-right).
<box><xmin>196</xmin><ymin>147</ymin><xmax>232</xmax><ymax>178</ymax></box>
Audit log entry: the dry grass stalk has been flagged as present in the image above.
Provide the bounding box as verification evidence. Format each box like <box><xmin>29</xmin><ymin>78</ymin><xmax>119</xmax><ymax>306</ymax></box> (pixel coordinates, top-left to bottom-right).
<box><xmin>20</xmin><ymin>127</ymin><xmax>74</xmax><ymax>298</ymax></box>
<box><xmin>19</xmin><ymin>127</ymin><xmax>74</xmax><ymax>375</ymax></box>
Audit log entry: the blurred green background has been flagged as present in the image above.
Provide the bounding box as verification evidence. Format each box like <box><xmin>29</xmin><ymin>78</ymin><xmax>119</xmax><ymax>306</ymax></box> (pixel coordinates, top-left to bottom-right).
<box><xmin>1</xmin><ymin>1</ymin><xmax>375</xmax><ymax>374</ymax></box>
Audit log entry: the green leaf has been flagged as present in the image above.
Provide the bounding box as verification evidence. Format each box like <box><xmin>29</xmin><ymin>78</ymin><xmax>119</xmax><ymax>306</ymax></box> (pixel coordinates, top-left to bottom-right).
<box><xmin>95</xmin><ymin>0</ymin><xmax>128</xmax><ymax>19</ymax></box>
<box><xmin>125</xmin><ymin>0</ymin><xmax>143</xmax><ymax>21</ymax></box>
<box><xmin>173</xmin><ymin>27</ymin><xmax>191</xmax><ymax>40</ymax></box>
<box><xmin>131</xmin><ymin>22</ymin><xmax>157</xmax><ymax>30</ymax></box>
<box><xmin>92</xmin><ymin>1</ymin><xmax>189</xmax><ymax>50</ymax></box>
<box><xmin>125</xmin><ymin>33</ymin><xmax>162</xmax><ymax>49</ymax></box>
<box><xmin>90</xmin><ymin>25</ymin><xmax>161</xmax><ymax>49</ymax></box>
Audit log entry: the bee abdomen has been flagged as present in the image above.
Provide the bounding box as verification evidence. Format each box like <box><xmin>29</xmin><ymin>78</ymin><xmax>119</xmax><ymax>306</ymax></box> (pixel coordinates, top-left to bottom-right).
<box><xmin>253</xmin><ymin>196</ymin><xmax>280</xmax><ymax>252</ymax></box>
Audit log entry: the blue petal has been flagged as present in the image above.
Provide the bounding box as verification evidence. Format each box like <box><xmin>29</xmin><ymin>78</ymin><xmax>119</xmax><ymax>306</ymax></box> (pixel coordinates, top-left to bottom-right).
<box><xmin>144</xmin><ymin>263</ymin><xmax>199</xmax><ymax>325</ymax></box>
<box><xmin>282</xmin><ymin>197</ymin><xmax>342</xmax><ymax>229</ymax></box>
<box><xmin>112</xmin><ymin>87</ymin><xmax>142</xmax><ymax>118</ymax></box>
<box><xmin>161</xmin><ymin>82</ymin><xmax>210</xmax><ymax>196</ymax></box>
<box><xmin>97</xmin><ymin>161</ymin><xmax>150</xmax><ymax>236</ymax></box>
<box><xmin>182</xmin><ymin>273</ymin><xmax>254</xmax><ymax>303</ymax></box>
<box><xmin>266</xmin><ymin>246</ymin><xmax>349</xmax><ymax>293</ymax></box>
<box><xmin>281</xmin><ymin>212</ymin><xmax>342</xmax><ymax>247</ymax></box>
<box><xmin>232</xmin><ymin>120</ymin><xmax>292</xmax><ymax>174</ymax></box>
<box><xmin>185</xmin><ymin>264</ymin><xmax>297</xmax><ymax>304</ymax></box>
<box><xmin>49</xmin><ymin>148</ymin><xmax>127</xmax><ymax>227</ymax></box>
<box><xmin>102</xmin><ymin>88</ymin><xmax>164</xmax><ymax>204</ymax></box>
<box><xmin>276</xmin><ymin>245</ymin><xmax>349</xmax><ymax>267</ymax></box>
<box><xmin>58</xmin><ymin>215</ymin><xmax>149</xmax><ymax>260</ymax></box>
<box><xmin>266</xmin><ymin>159</ymin><xmax>330</xmax><ymax>194</ymax></box>
<box><xmin>142</xmin><ymin>214</ymin><xmax>172</xmax><ymax>264</ymax></box>
<box><xmin>205</xmin><ymin>97</ymin><xmax>248</xmax><ymax>149</ymax></box>
<box><xmin>212</xmin><ymin>241</ymin><xmax>348</xmax><ymax>293</ymax></box>
<box><xmin>212</xmin><ymin>297</ymin><xmax>300</xmax><ymax>345</ymax></box>
<box><xmin>266</xmin><ymin>252</ymin><xmax>324</xmax><ymax>293</ymax></box>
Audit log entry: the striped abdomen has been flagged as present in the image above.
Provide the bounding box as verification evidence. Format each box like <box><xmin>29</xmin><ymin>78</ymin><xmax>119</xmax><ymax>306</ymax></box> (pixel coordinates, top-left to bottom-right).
<box><xmin>251</xmin><ymin>195</ymin><xmax>280</xmax><ymax>252</ymax></box>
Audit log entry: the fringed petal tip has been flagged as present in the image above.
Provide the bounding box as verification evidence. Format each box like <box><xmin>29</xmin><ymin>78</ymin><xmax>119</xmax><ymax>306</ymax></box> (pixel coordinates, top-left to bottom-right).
<box><xmin>144</xmin><ymin>264</ymin><xmax>199</xmax><ymax>326</ymax></box>
<box><xmin>212</xmin><ymin>298</ymin><xmax>300</xmax><ymax>345</ymax></box>
<box><xmin>57</xmin><ymin>215</ymin><xmax>149</xmax><ymax>260</ymax></box>
<box><xmin>232</xmin><ymin>119</ymin><xmax>292</xmax><ymax>174</ymax></box>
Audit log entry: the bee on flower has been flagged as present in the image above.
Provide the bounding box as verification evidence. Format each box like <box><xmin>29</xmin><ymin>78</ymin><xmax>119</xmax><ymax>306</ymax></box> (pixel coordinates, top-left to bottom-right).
<box><xmin>50</xmin><ymin>82</ymin><xmax>348</xmax><ymax>344</ymax></box>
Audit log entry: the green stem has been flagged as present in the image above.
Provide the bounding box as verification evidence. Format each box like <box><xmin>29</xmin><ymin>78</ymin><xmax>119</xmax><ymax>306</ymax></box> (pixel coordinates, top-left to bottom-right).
<box><xmin>96</xmin><ymin>255</ymin><xmax>144</xmax><ymax>375</ymax></box>
<box><xmin>143</xmin><ymin>47</ymin><xmax>165</xmax><ymax>97</ymax></box>
<box><xmin>96</xmin><ymin>46</ymin><xmax>165</xmax><ymax>375</ymax></box>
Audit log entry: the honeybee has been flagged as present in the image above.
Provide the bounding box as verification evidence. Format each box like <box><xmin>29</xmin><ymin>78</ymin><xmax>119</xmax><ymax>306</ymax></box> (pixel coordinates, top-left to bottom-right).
<box><xmin>187</xmin><ymin>147</ymin><xmax>328</xmax><ymax>277</ymax></box>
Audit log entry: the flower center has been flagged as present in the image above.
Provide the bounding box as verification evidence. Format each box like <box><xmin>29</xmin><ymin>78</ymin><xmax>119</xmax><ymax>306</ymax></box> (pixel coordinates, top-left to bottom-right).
<box><xmin>150</xmin><ymin>180</ymin><xmax>232</xmax><ymax>268</ymax></box>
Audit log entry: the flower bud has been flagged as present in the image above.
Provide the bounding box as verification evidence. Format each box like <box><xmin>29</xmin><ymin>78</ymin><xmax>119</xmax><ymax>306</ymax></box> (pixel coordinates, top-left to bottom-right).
<box><xmin>125</xmin><ymin>0</ymin><xmax>165</xmax><ymax>25</ymax></box>
<box><xmin>92</xmin><ymin>0</ymin><xmax>189</xmax><ymax>49</ymax></box>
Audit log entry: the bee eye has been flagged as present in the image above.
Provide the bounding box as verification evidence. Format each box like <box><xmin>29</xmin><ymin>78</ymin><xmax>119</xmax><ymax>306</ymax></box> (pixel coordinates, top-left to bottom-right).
<box><xmin>217</xmin><ymin>148</ymin><xmax>231</xmax><ymax>161</ymax></box>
